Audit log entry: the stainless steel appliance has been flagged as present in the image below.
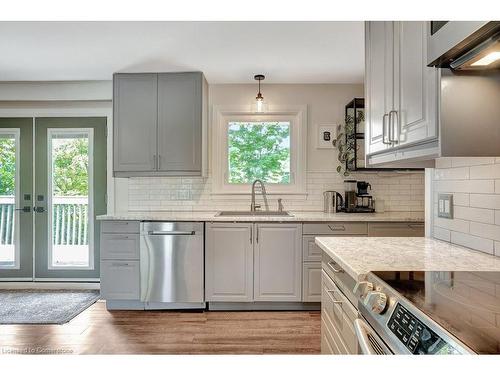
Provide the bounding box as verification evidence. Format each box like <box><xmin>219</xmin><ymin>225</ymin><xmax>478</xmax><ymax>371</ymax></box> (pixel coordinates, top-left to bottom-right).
<box><xmin>343</xmin><ymin>180</ymin><xmax>357</xmax><ymax>213</ymax></box>
<box><xmin>428</xmin><ymin>21</ymin><xmax>500</xmax><ymax>157</ymax></box>
<box><xmin>323</xmin><ymin>190</ymin><xmax>343</xmax><ymax>213</ymax></box>
<box><xmin>428</xmin><ymin>21</ymin><xmax>500</xmax><ymax>69</ymax></box>
<box><xmin>140</xmin><ymin>222</ymin><xmax>205</xmax><ymax>309</ymax></box>
<box><xmin>353</xmin><ymin>270</ymin><xmax>500</xmax><ymax>354</ymax></box>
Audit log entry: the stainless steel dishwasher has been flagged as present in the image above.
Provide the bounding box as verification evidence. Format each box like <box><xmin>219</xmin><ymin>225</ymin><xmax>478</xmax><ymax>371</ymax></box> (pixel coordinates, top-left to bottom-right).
<box><xmin>140</xmin><ymin>222</ymin><xmax>205</xmax><ymax>309</ymax></box>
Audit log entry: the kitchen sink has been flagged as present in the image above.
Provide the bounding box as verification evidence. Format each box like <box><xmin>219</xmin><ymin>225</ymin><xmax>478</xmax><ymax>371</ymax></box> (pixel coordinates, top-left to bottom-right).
<box><xmin>216</xmin><ymin>211</ymin><xmax>293</xmax><ymax>217</ymax></box>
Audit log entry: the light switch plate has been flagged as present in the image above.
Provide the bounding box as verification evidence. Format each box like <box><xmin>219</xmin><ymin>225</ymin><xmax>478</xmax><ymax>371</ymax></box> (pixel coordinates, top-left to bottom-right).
<box><xmin>316</xmin><ymin>124</ymin><xmax>336</xmax><ymax>149</ymax></box>
<box><xmin>438</xmin><ymin>193</ymin><xmax>453</xmax><ymax>219</ymax></box>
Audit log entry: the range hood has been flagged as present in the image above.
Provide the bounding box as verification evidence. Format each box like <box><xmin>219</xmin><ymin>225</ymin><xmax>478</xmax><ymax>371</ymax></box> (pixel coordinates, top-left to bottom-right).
<box><xmin>428</xmin><ymin>21</ymin><xmax>500</xmax><ymax>70</ymax></box>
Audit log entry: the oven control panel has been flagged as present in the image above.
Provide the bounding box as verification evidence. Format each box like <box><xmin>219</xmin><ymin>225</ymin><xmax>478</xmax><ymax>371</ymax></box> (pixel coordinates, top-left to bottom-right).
<box><xmin>388</xmin><ymin>303</ymin><xmax>460</xmax><ymax>354</ymax></box>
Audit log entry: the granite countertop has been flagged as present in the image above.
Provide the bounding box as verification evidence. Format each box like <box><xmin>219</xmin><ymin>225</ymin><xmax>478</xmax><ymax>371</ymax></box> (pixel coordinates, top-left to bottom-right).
<box><xmin>96</xmin><ymin>210</ymin><xmax>424</xmax><ymax>222</ymax></box>
<box><xmin>315</xmin><ymin>237</ymin><xmax>500</xmax><ymax>281</ymax></box>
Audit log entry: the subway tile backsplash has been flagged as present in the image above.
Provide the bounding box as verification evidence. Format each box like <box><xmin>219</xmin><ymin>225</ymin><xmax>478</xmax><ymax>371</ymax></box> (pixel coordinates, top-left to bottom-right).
<box><xmin>433</xmin><ymin>157</ymin><xmax>500</xmax><ymax>257</ymax></box>
<box><xmin>127</xmin><ymin>171</ymin><xmax>425</xmax><ymax>213</ymax></box>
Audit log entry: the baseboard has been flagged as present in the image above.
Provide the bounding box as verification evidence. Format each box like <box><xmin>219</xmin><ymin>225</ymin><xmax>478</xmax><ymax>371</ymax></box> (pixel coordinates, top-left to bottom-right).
<box><xmin>208</xmin><ymin>302</ymin><xmax>321</xmax><ymax>311</ymax></box>
<box><xmin>0</xmin><ymin>281</ymin><xmax>100</xmax><ymax>290</ymax></box>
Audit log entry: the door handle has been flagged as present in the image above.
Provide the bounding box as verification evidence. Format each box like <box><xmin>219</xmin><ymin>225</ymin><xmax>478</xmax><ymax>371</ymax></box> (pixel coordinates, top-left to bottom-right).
<box><xmin>33</xmin><ymin>206</ymin><xmax>45</xmax><ymax>213</ymax></box>
<box><xmin>15</xmin><ymin>206</ymin><xmax>31</xmax><ymax>213</ymax></box>
<box><xmin>389</xmin><ymin>110</ymin><xmax>399</xmax><ymax>144</ymax></box>
<box><xmin>382</xmin><ymin>114</ymin><xmax>391</xmax><ymax>145</ymax></box>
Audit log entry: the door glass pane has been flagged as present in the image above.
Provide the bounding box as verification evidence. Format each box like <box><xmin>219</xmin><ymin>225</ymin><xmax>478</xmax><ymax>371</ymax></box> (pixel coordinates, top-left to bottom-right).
<box><xmin>49</xmin><ymin>130</ymin><xmax>93</xmax><ymax>268</ymax></box>
<box><xmin>0</xmin><ymin>132</ymin><xmax>19</xmax><ymax>268</ymax></box>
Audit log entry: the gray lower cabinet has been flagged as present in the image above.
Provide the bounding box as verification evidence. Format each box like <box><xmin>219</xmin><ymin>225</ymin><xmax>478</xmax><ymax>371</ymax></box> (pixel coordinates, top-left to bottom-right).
<box><xmin>205</xmin><ymin>223</ymin><xmax>253</xmax><ymax>302</ymax></box>
<box><xmin>205</xmin><ymin>222</ymin><xmax>302</xmax><ymax>303</ymax></box>
<box><xmin>302</xmin><ymin>262</ymin><xmax>322</xmax><ymax>302</ymax></box>
<box><xmin>100</xmin><ymin>221</ymin><xmax>142</xmax><ymax>304</ymax></box>
<box><xmin>113</xmin><ymin>72</ymin><xmax>207</xmax><ymax>177</ymax></box>
<box><xmin>100</xmin><ymin>260</ymin><xmax>140</xmax><ymax>300</ymax></box>
<box><xmin>254</xmin><ymin>223</ymin><xmax>302</xmax><ymax>302</ymax></box>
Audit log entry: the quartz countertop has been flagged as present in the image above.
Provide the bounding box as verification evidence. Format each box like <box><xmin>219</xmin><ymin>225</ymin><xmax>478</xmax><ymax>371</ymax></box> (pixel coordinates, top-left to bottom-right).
<box><xmin>96</xmin><ymin>210</ymin><xmax>424</xmax><ymax>222</ymax></box>
<box><xmin>315</xmin><ymin>237</ymin><xmax>500</xmax><ymax>281</ymax></box>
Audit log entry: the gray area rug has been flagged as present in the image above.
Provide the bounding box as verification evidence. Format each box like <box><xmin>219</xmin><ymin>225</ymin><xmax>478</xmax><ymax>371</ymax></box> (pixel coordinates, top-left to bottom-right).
<box><xmin>0</xmin><ymin>289</ymin><xmax>100</xmax><ymax>324</ymax></box>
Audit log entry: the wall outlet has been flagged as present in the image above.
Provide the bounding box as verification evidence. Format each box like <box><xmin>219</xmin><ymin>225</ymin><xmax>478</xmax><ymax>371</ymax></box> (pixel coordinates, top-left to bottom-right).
<box><xmin>317</xmin><ymin>124</ymin><xmax>336</xmax><ymax>149</ymax></box>
<box><xmin>437</xmin><ymin>193</ymin><xmax>453</xmax><ymax>219</ymax></box>
<box><xmin>171</xmin><ymin>190</ymin><xmax>192</xmax><ymax>201</ymax></box>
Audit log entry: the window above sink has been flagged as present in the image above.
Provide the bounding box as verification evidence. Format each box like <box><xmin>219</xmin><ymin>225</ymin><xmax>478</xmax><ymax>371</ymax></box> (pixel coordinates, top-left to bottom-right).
<box><xmin>211</xmin><ymin>105</ymin><xmax>307</xmax><ymax>196</ymax></box>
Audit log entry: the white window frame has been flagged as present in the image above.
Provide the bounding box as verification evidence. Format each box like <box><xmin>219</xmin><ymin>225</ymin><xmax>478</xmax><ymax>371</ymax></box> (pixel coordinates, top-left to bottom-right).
<box><xmin>212</xmin><ymin>105</ymin><xmax>307</xmax><ymax>195</ymax></box>
<box><xmin>47</xmin><ymin>128</ymin><xmax>94</xmax><ymax>270</ymax></box>
<box><xmin>0</xmin><ymin>128</ymin><xmax>21</xmax><ymax>269</ymax></box>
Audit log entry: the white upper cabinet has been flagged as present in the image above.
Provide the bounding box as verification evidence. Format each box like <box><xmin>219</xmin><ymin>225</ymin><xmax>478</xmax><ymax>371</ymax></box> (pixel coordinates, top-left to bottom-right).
<box><xmin>394</xmin><ymin>21</ymin><xmax>438</xmax><ymax>146</ymax></box>
<box><xmin>365</xmin><ymin>21</ymin><xmax>394</xmax><ymax>154</ymax></box>
<box><xmin>365</xmin><ymin>21</ymin><xmax>439</xmax><ymax>166</ymax></box>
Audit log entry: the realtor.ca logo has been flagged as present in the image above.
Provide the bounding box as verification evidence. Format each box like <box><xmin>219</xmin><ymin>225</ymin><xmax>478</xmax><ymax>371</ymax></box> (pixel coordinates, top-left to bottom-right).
<box><xmin>1</xmin><ymin>347</ymin><xmax>73</xmax><ymax>354</ymax></box>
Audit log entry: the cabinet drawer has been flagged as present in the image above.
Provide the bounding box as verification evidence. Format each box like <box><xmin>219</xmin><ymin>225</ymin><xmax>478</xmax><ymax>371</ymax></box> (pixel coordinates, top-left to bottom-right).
<box><xmin>322</xmin><ymin>270</ymin><xmax>359</xmax><ymax>354</ymax></box>
<box><xmin>302</xmin><ymin>235</ymin><xmax>323</xmax><ymax>262</ymax></box>
<box><xmin>321</xmin><ymin>317</ymin><xmax>344</xmax><ymax>354</ymax></box>
<box><xmin>101</xmin><ymin>233</ymin><xmax>140</xmax><ymax>260</ymax></box>
<box><xmin>368</xmin><ymin>222</ymin><xmax>424</xmax><ymax>237</ymax></box>
<box><xmin>100</xmin><ymin>260</ymin><xmax>140</xmax><ymax>300</ymax></box>
<box><xmin>322</xmin><ymin>253</ymin><xmax>357</xmax><ymax>307</ymax></box>
<box><xmin>303</xmin><ymin>222</ymin><xmax>367</xmax><ymax>235</ymax></box>
<box><xmin>302</xmin><ymin>262</ymin><xmax>321</xmax><ymax>302</ymax></box>
<box><xmin>101</xmin><ymin>221</ymin><xmax>140</xmax><ymax>234</ymax></box>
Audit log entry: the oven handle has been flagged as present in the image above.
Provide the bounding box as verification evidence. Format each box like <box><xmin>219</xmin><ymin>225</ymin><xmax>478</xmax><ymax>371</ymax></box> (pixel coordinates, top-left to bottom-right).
<box><xmin>354</xmin><ymin>319</ymin><xmax>392</xmax><ymax>355</ymax></box>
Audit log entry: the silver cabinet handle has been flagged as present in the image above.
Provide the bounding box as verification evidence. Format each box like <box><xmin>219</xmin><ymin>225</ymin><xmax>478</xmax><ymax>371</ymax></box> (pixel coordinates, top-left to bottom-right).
<box><xmin>256</xmin><ymin>226</ymin><xmax>259</xmax><ymax>243</ymax></box>
<box><xmin>382</xmin><ymin>113</ymin><xmax>391</xmax><ymax>145</ymax></box>
<box><xmin>326</xmin><ymin>290</ymin><xmax>343</xmax><ymax>304</ymax></box>
<box><xmin>112</xmin><ymin>262</ymin><xmax>131</xmax><ymax>267</ymax></box>
<box><xmin>250</xmin><ymin>225</ymin><xmax>253</xmax><ymax>244</ymax></box>
<box><xmin>328</xmin><ymin>224</ymin><xmax>345</xmax><ymax>232</ymax></box>
<box><xmin>148</xmin><ymin>231</ymin><xmax>195</xmax><ymax>236</ymax></box>
<box><xmin>389</xmin><ymin>110</ymin><xmax>399</xmax><ymax>144</ymax></box>
<box><xmin>158</xmin><ymin>154</ymin><xmax>161</xmax><ymax>170</ymax></box>
<box><xmin>327</xmin><ymin>261</ymin><xmax>344</xmax><ymax>273</ymax></box>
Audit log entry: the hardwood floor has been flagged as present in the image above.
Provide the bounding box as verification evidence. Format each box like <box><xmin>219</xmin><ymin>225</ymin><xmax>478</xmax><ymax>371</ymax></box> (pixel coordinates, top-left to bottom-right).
<box><xmin>0</xmin><ymin>301</ymin><xmax>321</xmax><ymax>354</ymax></box>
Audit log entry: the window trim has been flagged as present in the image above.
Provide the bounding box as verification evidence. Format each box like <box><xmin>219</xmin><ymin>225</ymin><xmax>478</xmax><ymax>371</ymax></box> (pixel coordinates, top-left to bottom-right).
<box><xmin>211</xmin><ymin>105</ymin><xmax>307</xmax><ymax>195</ymax></box>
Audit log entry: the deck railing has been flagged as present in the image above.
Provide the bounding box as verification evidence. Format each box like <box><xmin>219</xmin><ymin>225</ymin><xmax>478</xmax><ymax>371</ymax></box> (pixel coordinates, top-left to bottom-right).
<box><xmin>0</xmin><ymin>196</ymin><xmax>89</xmax><ymax>245</ymax></box>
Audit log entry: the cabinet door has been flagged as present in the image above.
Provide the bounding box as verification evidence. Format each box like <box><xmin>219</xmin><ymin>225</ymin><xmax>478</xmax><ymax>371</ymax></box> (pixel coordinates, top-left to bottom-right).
<box><xmin>393</xmin><ymin>21</ymin><xmax>438</xmax><ymax>146</ymax></box>
<box><xmin>205</xmin><ymin>223</ymin><xmax>253</xmax><ymax>302</ymax></box>
<box><xmin>157</xmin><ymin>72</ymin><xmax>202</xmax><ymax>173</ymax></box>
<box><xmin>254</xmin><ymin>223</ymin><xmax>302</xmax><ymax>302</ymax></box>
<box><xmin>113</xmin><ymin>73</ymin><xmax>158</xmax><ymax>173</ymax></box>
<box><xmin>100</xmin><ymin>260</ymin><xmax>140</xmax><ymax>300</ymax></box>
<box><xmin>365</xmin><ymin>21</ymin><xmax>394</xmax><ymax>155</ymax></box>
<box><xmin>302</xmin><ymin>262</ymin><xmax>322</xmax><ymax>302</ymax></box>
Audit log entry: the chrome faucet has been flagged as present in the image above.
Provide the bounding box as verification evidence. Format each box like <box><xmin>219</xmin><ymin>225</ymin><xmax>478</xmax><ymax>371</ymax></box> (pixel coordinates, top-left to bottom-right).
<box><xmin>250</xmin><ymin>179</ymin><xmax>269</xmax><ymax>212</ymax></box>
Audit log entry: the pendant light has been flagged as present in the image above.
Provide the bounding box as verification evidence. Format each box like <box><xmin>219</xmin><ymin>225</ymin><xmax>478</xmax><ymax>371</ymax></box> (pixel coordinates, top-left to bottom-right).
<box><xmin>254</xmin><ymin>74</ymin><xmax>266</xmax><ymax>113</ymax></box>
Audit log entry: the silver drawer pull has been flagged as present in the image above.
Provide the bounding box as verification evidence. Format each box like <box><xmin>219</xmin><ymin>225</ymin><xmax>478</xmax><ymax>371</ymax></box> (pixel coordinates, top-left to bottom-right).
<box><xmin>328</xmin><ymin>224</ymin><xmax>345</xmax><ymax>231</ymax></box>
<box><xmin>148</xmin><ymin>231</ymin><xmax>195</xmax><ymax>236</ymax></box>
<box><xmin>326</xmin><ymin>290</ymin><xmax>343</xmax><ymax>304</ymax></box>
<box><xmin>112</xmin><ymin>262</ymin><xmax>131</xmax><ymax>267</ymax></box>
<box><xmin>327</xmin><ymin>261</ymin><xmax>345</xmax><ymax>273</ymax></box>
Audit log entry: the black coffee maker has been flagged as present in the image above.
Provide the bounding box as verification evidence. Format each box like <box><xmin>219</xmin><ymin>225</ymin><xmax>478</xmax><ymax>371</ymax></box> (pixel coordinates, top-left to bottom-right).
<box><xmin>356</xmin><ymin>181</ymin><xmax>374</xmax><ymax>212</ymax></box>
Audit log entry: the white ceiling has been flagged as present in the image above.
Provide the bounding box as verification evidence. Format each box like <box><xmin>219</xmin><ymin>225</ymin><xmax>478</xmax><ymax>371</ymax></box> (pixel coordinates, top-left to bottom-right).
<box><xmin>0</xmin><ymin>21</ymin><xmax>364</xmax><ymax>84</ymax></box>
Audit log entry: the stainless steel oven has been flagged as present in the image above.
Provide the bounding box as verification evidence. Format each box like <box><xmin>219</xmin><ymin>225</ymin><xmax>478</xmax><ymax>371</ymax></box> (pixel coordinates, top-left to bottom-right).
<box><xmin>353</xmin><ymin>271</ymin><xmax>483</xmax><ymax>355</ymax></box>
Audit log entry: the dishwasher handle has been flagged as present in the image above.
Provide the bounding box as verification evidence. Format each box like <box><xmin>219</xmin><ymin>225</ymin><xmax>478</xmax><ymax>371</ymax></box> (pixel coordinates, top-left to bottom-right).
<box><xmin>147</xmin><ymin>230</ymin><xmax>196</xmax><ymax>236</ymax></box>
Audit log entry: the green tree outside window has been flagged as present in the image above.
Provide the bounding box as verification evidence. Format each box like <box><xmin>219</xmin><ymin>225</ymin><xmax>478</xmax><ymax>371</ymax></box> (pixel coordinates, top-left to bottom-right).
<box><xmin>228</xmin><ymin>122</ymin><xmax>291</xmax><ymax>184</ymax></box>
